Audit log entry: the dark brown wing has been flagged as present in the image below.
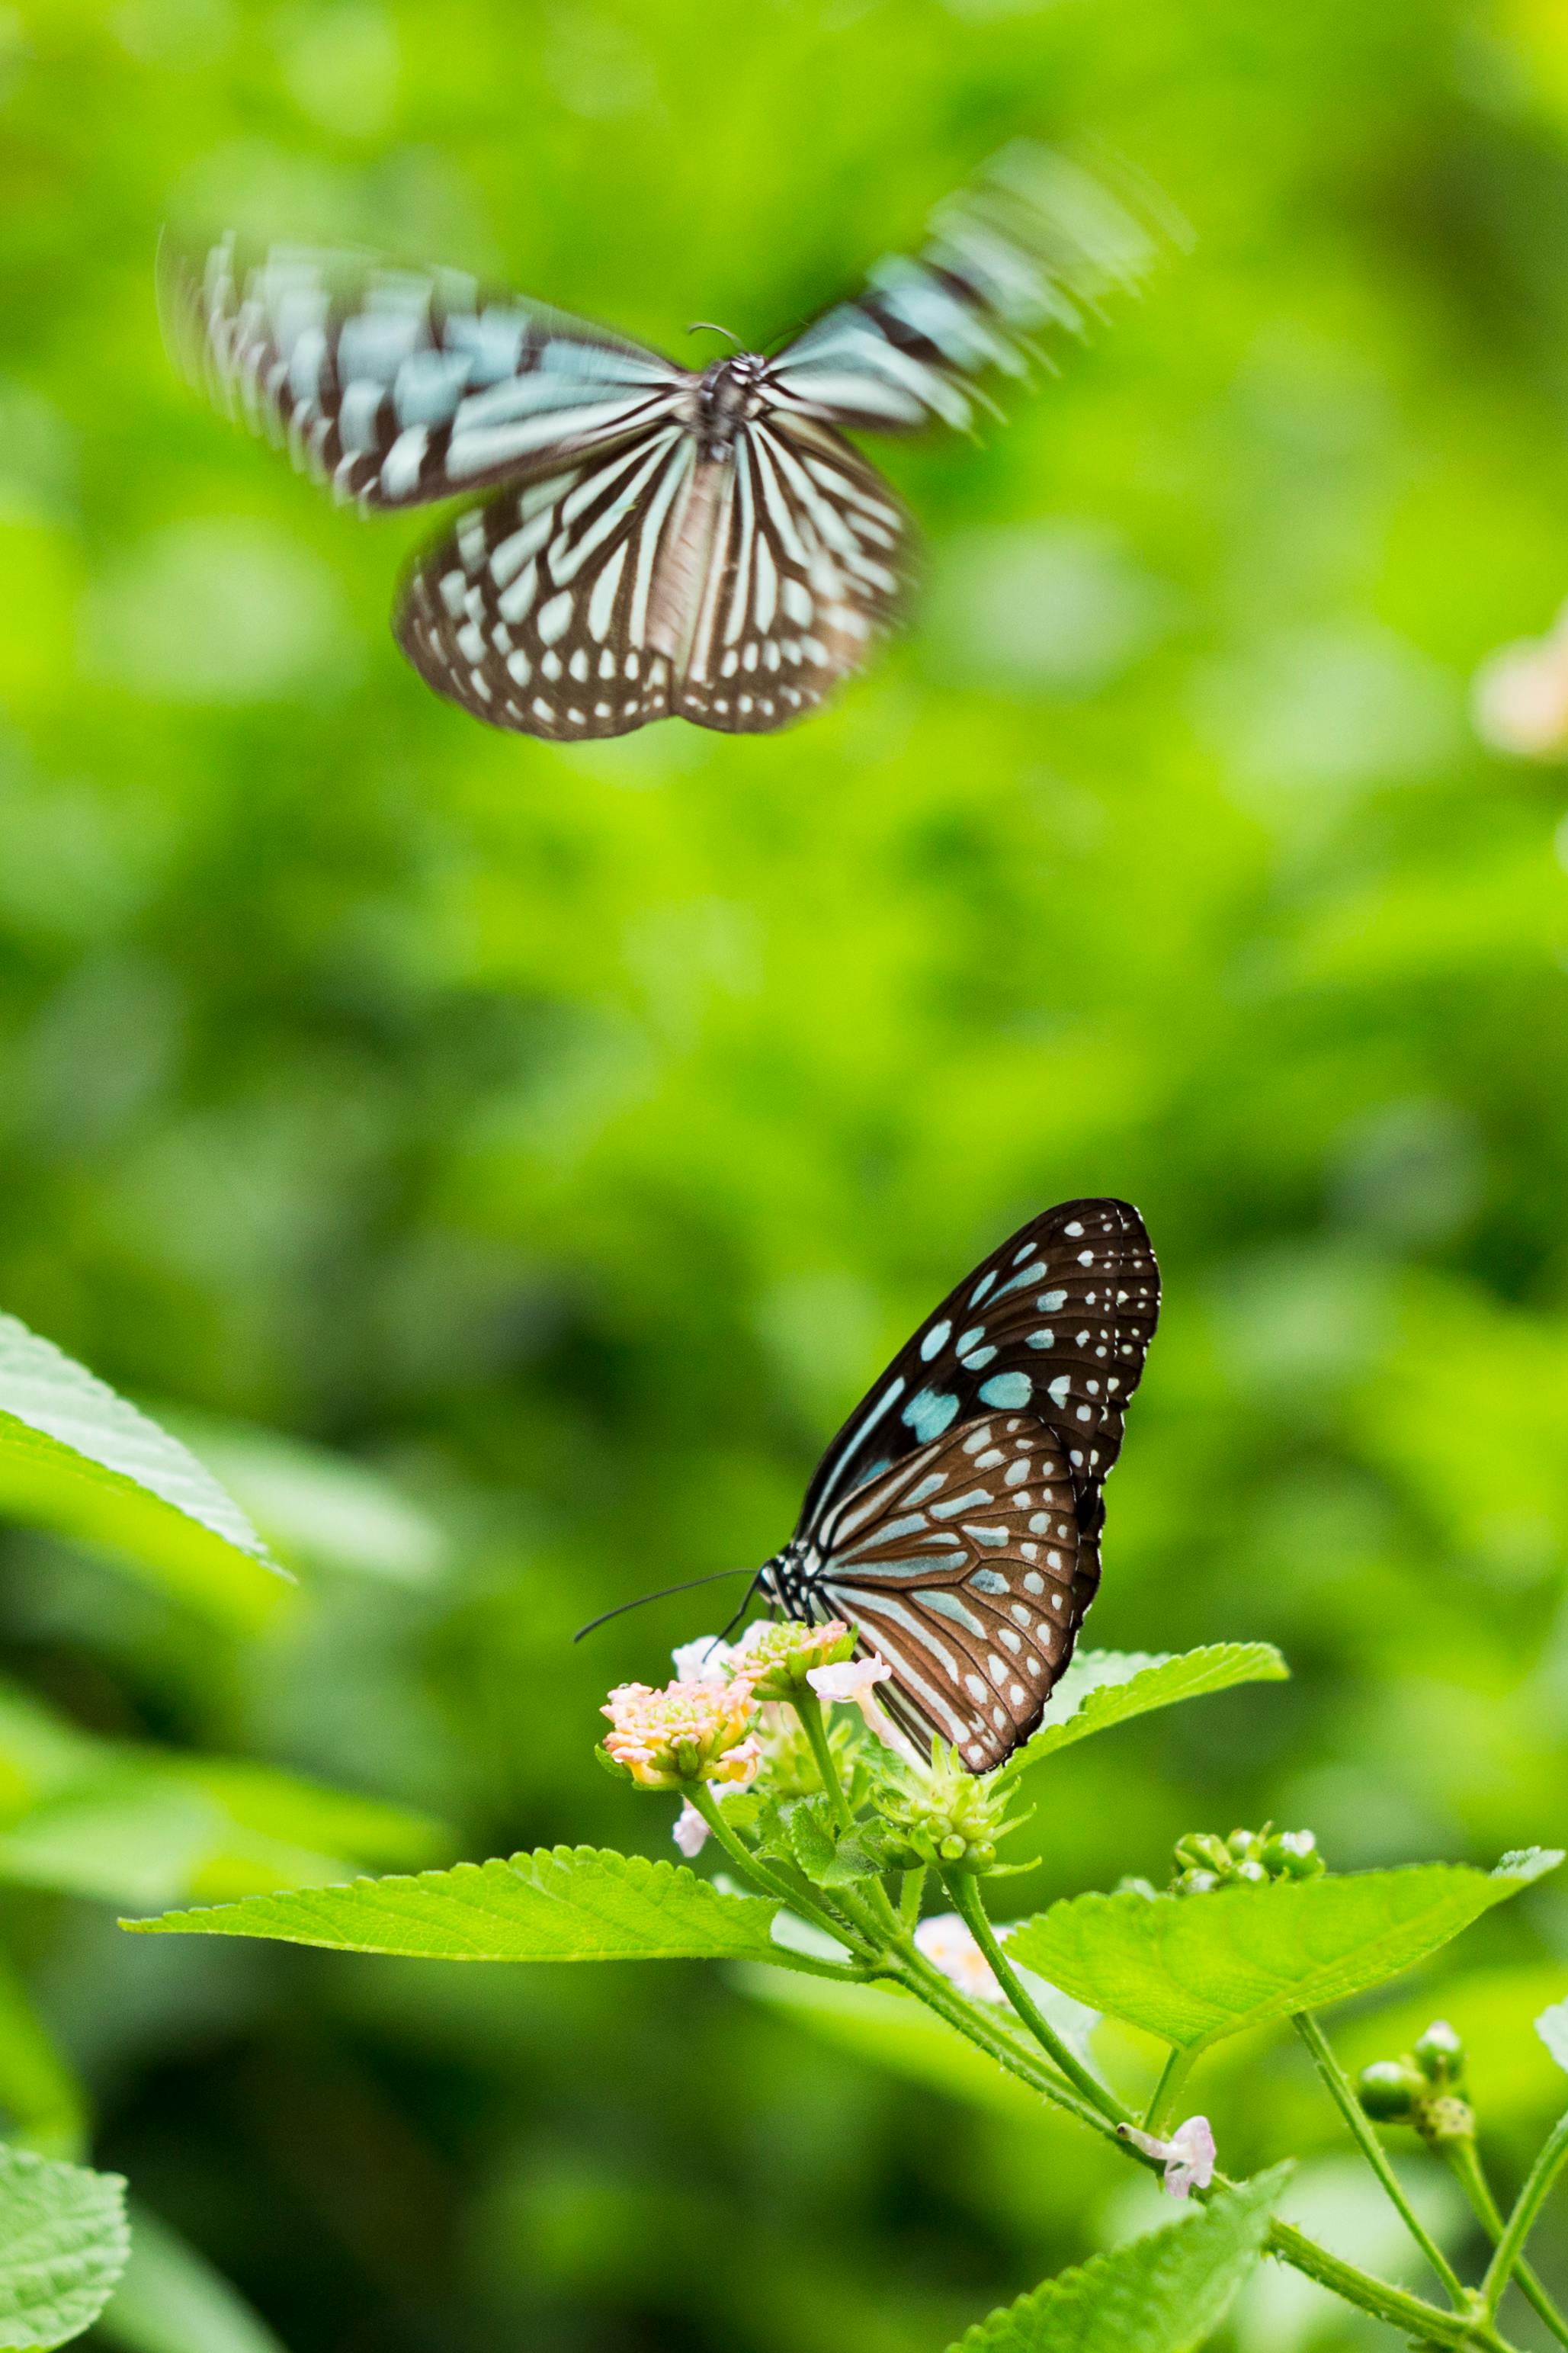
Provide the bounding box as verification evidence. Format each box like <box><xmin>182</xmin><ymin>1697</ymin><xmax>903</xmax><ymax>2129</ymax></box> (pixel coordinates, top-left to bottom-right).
<box><xmin>809</xmin><ymin>1413</ymin><xmax>1097</xmax><ymax>1772</ymax></box>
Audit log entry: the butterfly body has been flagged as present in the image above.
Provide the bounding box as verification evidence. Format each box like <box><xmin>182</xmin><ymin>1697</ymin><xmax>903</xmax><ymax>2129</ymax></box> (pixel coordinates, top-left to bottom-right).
<box><xmin>165</xmin><ymin>146</ymin><xmax>1153</xmax><ymax>740</ymax></box>
<box><xmin>755</xmin><ymin>1198</ymin><xmax>1160</xmax><ymax>1771</ymax></box>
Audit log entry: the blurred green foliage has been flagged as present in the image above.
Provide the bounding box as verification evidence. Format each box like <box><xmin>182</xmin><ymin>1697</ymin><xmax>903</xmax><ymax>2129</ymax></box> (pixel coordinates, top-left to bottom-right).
<box><xmin>5</xmin><ymin>0</ymin><xmax>1568</xmax><ymax>2345</ymax></box>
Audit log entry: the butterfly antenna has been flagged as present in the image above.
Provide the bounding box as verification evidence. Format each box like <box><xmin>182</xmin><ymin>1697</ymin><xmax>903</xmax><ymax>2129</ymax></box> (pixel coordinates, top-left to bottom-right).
<box><xmin>572</xmin><ymin>1565</ymin><xmax>756</xmax><ymax>1644</ymax></box>
<box><xmin>685</xmin><ymin>320</ymin><xmax>743</xmax><ymax>352</ymax></box>
<box><xmin>713</xmin><ymin>1569</ymin><xmax>768</xmax><ymax>1646</ymax></box>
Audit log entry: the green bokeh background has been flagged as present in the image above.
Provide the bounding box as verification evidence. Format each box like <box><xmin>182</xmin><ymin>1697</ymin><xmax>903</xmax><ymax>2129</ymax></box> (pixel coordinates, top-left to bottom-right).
<box><xmin>5</xmin><ymin>0</ymin><xmax>1568</xmax><ymax>2345</ymax></box>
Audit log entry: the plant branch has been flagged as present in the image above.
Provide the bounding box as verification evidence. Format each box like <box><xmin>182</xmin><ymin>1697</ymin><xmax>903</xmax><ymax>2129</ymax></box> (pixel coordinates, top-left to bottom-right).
<box><xmin>1445</xmin><ymin>2134</ymin><xmax>1568</xmax><ymax>2348</ymax></box>
<box><xmin>1145</xmin><ymin>2045</ymin><xmax>1194</xmax><ymax>2135</ymax></box>
<box><xmin>794</xmin><ymin>1691</ymin><xmax>854</xmax><ymax>1831</ymax></box>
<box><xmin>1483</xmin><ymin>2107</ymin><xmax>1568</xmax><ymax>2320</ymax></box>
<box><xmin>1293</xmin><ymin>2011</ymin><xmax>1469</xmax><ymax>2309</ymax></box>
<box><xmin>1265</xmin><ymin>2218</ymin><xmax>1507</xmax><ymax>2348</ymax></box>
<box><xmin>686</xmin><ymin>1783</ymin><xmax>871</xmax><ymax>1961</ymax></box>
<box><xmin>941</xmin><ymin>1867</ymin><xmax>1127</xmax><ymax>2123</ymax></box>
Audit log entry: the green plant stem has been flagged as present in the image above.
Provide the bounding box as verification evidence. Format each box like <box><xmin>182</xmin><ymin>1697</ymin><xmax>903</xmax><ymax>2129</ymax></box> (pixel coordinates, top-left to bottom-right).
<box><xmin>897</xmin><ymin>1866</ymin><xmax>925</xmax><ymax>1930</ymax></box>
<box><xmin>793</xmin><ymin>1691</ymin><xmax>854</xmax><ymax>1830</ymax></box>
<box><xmin>1445</xmin><ymin>2135</ymin><xmax>1568</xmax><ymax>2348</ymax></box>
<box><xmin>1144</xmin><ymin>2045</ymin><xmax>1194</xmax><ymax>2135</ymax></box>
<box><xmin>686</xmin><ymin>1784</ymin><xmax>855</xmax><ymax>1942</ymax></box>
<box><xmin>1264</xmin><ymin>2218</ymin><xmax>1509</xmax><ymax>2350</ymax></box>
<box><xmin>789</xmin><ymin>1690</ymin><xmax>906</xmax><ymax>1941</ymax></box>
<box><xmin>893</xmin><ymin>1945</ymin><xmax>1114</xmax><ymax>2140</ymax></box>
<box><xmin>1292</xmin><ymin>2012</ymin><xmax>1469</xmax><ymax>2309</ymax></box>
<box><xmin>1483</xmin><ymin>2107</ymin><xmax>1568</xmax><ymax>2320</ymax></box>
<box><xmin>941</xmin><ymin>1867</ymin><xmax>1127</xmax><ymax>2124</ymax></box>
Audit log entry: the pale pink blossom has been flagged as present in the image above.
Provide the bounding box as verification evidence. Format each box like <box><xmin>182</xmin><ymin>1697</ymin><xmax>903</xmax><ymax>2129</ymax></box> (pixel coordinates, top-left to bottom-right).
<box><xmin>672</xmin><ymin>1800</ymin><xmax>710</xmax><ymax>1857</ymax></box>
<box><xmin>808</xmin><ymin>1652</ymin><xmax>894</xmax><ymax>1735</ymax></box>
<box><xmin>672</xmin><ymin>1636</ymin><xmax>736</xmax><ymax>1686</ymax></box>
<box><xmin>601</xmin><ymin>1677</ymin><xmax>760</xmax><ymax>1790</ymax></box>
<box><xmin>913</xmin><ymin>1912</ymin><xmax>1006</xmax><ymax>2004</ymax></box>
<box><xmin>1118</xmin><ymin>2114</ymin><xmax>1217</xmax><ymax>2199</ymax></box>
<box><xmin>731</xmin><ymin>1617</ymin><xmax>855</xmax><ymax>1697</ymax></box>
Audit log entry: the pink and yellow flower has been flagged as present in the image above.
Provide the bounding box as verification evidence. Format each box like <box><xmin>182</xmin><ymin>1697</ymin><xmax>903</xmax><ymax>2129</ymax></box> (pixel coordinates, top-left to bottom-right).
<box><xmin>730</xmin><ymin>1616</ymin><xmax>856</xmax><ymax>1700</ymax></box>
<box><xmin>601</xmin><ymin>1676</ymin><xmax>762</xmax><ymax>1790</ymax></box>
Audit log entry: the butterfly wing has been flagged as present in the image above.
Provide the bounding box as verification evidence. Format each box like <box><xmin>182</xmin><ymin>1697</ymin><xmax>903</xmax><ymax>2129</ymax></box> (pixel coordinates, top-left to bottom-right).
<box><xmin>763</xmin><ymin>144</ymin><xmax>1156</xmax><ymax>437</ymax></box>
<box><xmin>394</xmin><ymin>423</ymin><xmax>702</xmax><ymax>737</ymax></box>
<box><xmin>673</xmin><ymin>416</ymin><xmax>912</xmax><ymax>733</ymax></box>
<box><xmin>807</xmin><ymin>1412</ymin><xmax>1096</xmax><ymax>1771</ymax></box>
<box><xmin>163</xmin><ymin>237</ymin><xmax>692</xmax><ymax>510</ymax></box>
<box><xmin>795</xmin><ymin>1199</ymin><xmax>1160</xmax><ymax>1536</ymax></box>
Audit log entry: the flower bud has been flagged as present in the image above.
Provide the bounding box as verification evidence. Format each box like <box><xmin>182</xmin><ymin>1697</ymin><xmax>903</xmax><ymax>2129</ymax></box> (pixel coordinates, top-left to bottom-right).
<box><xmin>730</xmin><ymin>1617</ymin><xmax>856</xmax><ymax>1700</ymax></box>
<box><xmin>1175</xmin><ymin>1867</ymin><xmax>1220</xmax><ymax>1896</ymax></box>
<box><xmin>1416</xmin><ymin>2092</ymin><xmax>1476</xmax><ymax>2150</ymax></box>
<box><xmin>1358</xmin><ymin>2059</ymin><xmax>1425</xmax><ymax>2121</ymax></box>
<box><xmin>1173</xmin><ymin>1832</ymin><xmax>1231</xmax><ymax>1876</ymax></box>
<box><xmin>1413</xmin><ymin>2020</ymin><xmax>1465</xmax><ymax>2088</ymax></box>
<box><xmin>872</xmin><ymin>1742</ymin><xmax>1028</xmax><ymax>1873</ymax></box>
<box><xmin>1262</xmin><ymin>1828</ymin><xmax>1324</xmax><ymax>1880</ymax></box>
<box><xmin>1227</xmin><ymin>1827</ymin><xmax>1258</xmax><ymax>1860</ymax></box>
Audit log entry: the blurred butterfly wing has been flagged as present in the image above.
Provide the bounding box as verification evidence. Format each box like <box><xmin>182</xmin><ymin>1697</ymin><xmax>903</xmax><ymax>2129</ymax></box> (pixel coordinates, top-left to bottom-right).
<box><xmin>764</xmin><ymin>144</ymin><xmax>1156</xmax><ymax>437</ymax></box>
<box><xmin>675</xmin><ymin>416</ymin><xmax>912</xmax><ymax>733</ymax></box>
<box><xmin>796</xmin><ymin>1198</ymin><xmax>1159</xmax><ymax>1533</ymax></box>
<box><xmin>809</xmin><ymin>1412</ymin><xmax>1096</xmax><ymax>1771</ymax></box>
<box><xmin>164</xmin><ymin>237</ymin><xmax>691</xmax><ymax>510</ymax></box>
<box><xmin>395</xmin><ymin>423</ymin><xmax>695</xmax><ymax>737</ymax></box>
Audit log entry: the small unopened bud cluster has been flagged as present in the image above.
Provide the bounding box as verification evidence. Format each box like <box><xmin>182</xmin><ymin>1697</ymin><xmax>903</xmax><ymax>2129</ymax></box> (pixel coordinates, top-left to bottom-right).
<box><xmin>730</xmin><ymin>1617</ymin><xmax>856</xmax><ymax>1701</ymax></box>
<box><xmin>874</xmin><ymin>1744</ymin><xmax>1025</xmax><ymax>1873</ymax></box>
<box><xmin>1357</xmin><ymin>2021</ymin><xmax>1473</xmax><ymax>2147</ymax></box>
<box><xmin>1172</xmin><ymin>1823</ymin><xmax>1323</xmax><ymax>1895</ymax></box>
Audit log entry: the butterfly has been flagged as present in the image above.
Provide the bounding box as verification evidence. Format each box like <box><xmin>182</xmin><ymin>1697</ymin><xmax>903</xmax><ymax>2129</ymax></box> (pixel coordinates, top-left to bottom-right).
<box><xmin>757</xmin><ymin>1199</ymin><xmax>1159</xmax><ymax>1772</ymax></box>
<box><xmin>162</xmin><ymin>146</ymin><xmax>1153</xmax><ymax>742</ymax></box>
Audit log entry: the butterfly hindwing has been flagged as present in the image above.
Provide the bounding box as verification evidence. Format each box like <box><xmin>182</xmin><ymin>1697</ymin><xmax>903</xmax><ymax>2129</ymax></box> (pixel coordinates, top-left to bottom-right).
<box><xmin>674</xmin><ymin>419</ymin><xmax>912</xmax><ymax>734</ymax></box>
<box><xmin>796</xmin><ymin>1198</ymin><xmax>1160</xmax><ymax>1536</ymax></box>
<box><xmin>395</xmin><ymin>425</ymin><xmax>695</xmax><ymax>738</ymax></box>
<box><xmin>806</xmin><ymin>1412</ymin><xmax>1096</xmax><ymax>1773</ymax></box>
<box><xmin>165</xmin><ymin>238</ymin><xmax>688</xmax><ymax>512</ymax></box>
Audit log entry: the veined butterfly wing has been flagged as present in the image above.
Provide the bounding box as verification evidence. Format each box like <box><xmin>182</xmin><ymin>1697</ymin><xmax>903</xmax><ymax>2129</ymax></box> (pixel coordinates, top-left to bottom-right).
<box><xmin>672</xmin><ymin>416</ymin><xmax>912</xmax><ymax>733</ymax></box>
<box><xmin>764</xmin><ymin>144</ymin><xmax>1156</xmax><ymax>438</ymax></box>
<box><xmin>803</xmin><ymin>1411</ymin><xmax>1097</xmax><ymax>1772</ymax></box>
<box><xmin>395</xmin><ymin>423</ymin><xmax>694</xmax><ymax>738</ymax></box>
<box><xmin>162</xmin><ymin>237</ymin><xmax>689</xmax><ymax>512</ymax></box>
<box><xmin>795</xmin><ymin>1199</ymin><xmax>1160</xmax><ymax>1534</ymax></box>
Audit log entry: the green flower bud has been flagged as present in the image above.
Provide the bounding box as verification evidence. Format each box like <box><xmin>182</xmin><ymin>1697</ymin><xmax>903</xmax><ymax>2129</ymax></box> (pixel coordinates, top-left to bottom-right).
<box><xmin>1413</xmin><ymin>2020</ymin><xmax>1465</xmax><ymax>2088</ymax></box>
<box><xmin>871</xmin><ymin>1741</ymin><xmax>1030</xmax><ymax>1873</ymax></box>
<box><xmin>1262</xmin><ymin>1828</ymin><xmax>1324</xmax><ymax>1880</ymax></box>
<box><xmin>1415</xmin><ymin>2092</ymin><xmax>1476</xmax><ymax>2149</ymax></box>
<box><xmin>1358</xmin><ymin>2059</ymin><xmax>1425</xmax><ymax>2121</ymax></box>
<box><xmin>1227</xmin><ymin>1827</ymin><xmax>1259</xmax><ymax>1860</ymax></box>
<box><xmin>1175</xmin><ymin>1867</ymin><xmax>1220</xmax><ymax>1896</ymax></box>
<box><xmin>1235</xmin><ymin>1858</ymin><xmax>1268</xmax><ymax>1884</ymax></box>
<box><xmin>939</xmin><ymin>1834</ymin><xmax>967</xmax><ymax>1862</ymax></box>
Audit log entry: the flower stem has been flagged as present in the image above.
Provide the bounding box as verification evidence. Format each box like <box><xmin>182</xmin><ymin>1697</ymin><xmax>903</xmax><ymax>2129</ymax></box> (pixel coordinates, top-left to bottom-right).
<box><xmin>1445</xmin><ymin>2133</ymin><xmax>1568</xmax><ymax>2348</ymax></box>
<box><xmin>1292</xmin><ymin>2012</ymin><xmax>1468</xmax><ymax>2309</ymax></box>
<box><xmin>793</xmin><ymin>1691</ymin><xmax>854</xmax><ymax>1831</ymax></box>
<box><xmin>893</xmin><ymin>1946</ymin><xmax>1115</xmax><ymax>2140</ymax></box>
<box><xmin>1145</xmin><ymin>2045</ymin><xmax>1194</xmax><ymax>2135</ymax></box>
<box><xmin>898</xmin><ymin>1866</ymin><xmax>926</xmax><ymax>1930</ymax></box>
<box><xmin>685</xmin><ymin>1783</ymin><xmax>861</xmax><ymax>1956</ymax></box>
<box><xmin>1482</xmin><ymin>2107</ymin><xmax>1568</xmax><ymax>2321</ymax></box>
<box><xmin>941</xmin><ymin>1868</ymin><xmax>1127</xmax><ymax>2124</ymax></box>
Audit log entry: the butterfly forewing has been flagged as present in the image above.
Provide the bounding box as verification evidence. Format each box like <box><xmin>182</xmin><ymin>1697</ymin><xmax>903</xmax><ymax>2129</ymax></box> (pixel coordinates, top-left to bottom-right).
<box><xmin>765</xmin><ymin>146</ymin><xmax>1155</xmax><ymax>439</ymax></box>
<box><xmin>166</xmin><ymin>239</ymin><xmax>689</xmax><ymax>512</ymax></box>
<box><xmin>797</xmin><ymin>1198</ymin><xmax>1159</xmax><ymax>1533</ymax></box>
<box><xmin>806</xmin><ymin>1413</ymin><xmax>1095</xmax><ymax>1772</ymax></box>
<box><xmin>675</xmin><ymin>419</ymin><xmax>912</xmax><ymax>733</ymax></box>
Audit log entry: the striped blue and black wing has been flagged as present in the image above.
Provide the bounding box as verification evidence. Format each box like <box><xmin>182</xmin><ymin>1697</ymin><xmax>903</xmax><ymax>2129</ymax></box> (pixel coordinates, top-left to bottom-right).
<box><xmin>674</xmin><ymin>417</ymin><xmax>912</xmax><ymax>733</ymax></box>
<box><xmin>808</xmin><ymin>1412</ymin><xmax>1095</xmax><ymax>1771</ymax></box>
<box><xmin>395</xmin><ymin>424</ymin><xmax>696</xmax><ymax>737</ymax></box>
<box><xmin>763</xmin><ymin>145</ymin><xmax>1156</xmax><ymax>437</ymax></box>
<box><xmin>164</xmin><ymin>237</ymin><xmax>691</xmax><ymax>510</ymax></box>
<box><xmin>795</xmin><ymin>1199</ymin><xmax>1160</xmax><ymax>1536</ymax></box>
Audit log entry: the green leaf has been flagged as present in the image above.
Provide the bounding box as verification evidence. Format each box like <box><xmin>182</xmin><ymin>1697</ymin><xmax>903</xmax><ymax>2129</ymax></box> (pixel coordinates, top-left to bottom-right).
<box><xmin>157</xmin><ymin>1408</ymin><xmax>448</xmax><ymax>1587</ymax></box>
<box><xmin>0</xmin><ymin>1956</ymin><xmax>85</xmax><ymax>2159</ymax></box>
<box><xmin>1001</xmin><ymin>1646</ymin><xmax>1289</xmax><ymax>1780</ymax></box>
<box><xmin>120</xmin><ymin>1844</ymin><xmax>793</xmax><ymax>1963</ymax></box>
<box><xmin>0</xmin><ymin>1679</ymin><xmax>444</xmax><ymax>1908</ymax></box>
<box><xmin>0</xmin><ymin>2143</ymin><xmax>129</xmax><ymax>2348</ymax></box>
<box><xmin>735</xmin><ymin>1963</ymin><xmax>1053</xmax><ymax>2123</ymax></box>
<box><xmin>945</xmin><ymin>2168</ymin><xmax>1289</xmax><ymax>2352</ymax></box>
<box><xmin>0</xmin><ymin>1317</ymin><xmax>285</xmax><ymax>1631</ymax></box>
<box><xmin>1007</xmin><ymin>1851</ymin><xmax>1562</xmax><ymax>2054</ymax></box>
<box><xmin>787</xmin><ymin>1799</ymin><xmax>839</xmax><ymax>1885</ymax></box>
<box><xmin>97</xmin><ymin>2204</ymin><xmax>284</xmax><ymax>2353</ymax></box>
<box><xmin>822</xmin><ymin>1822</ymin><xmax>902</xmax><ymax>1888</ymax></box>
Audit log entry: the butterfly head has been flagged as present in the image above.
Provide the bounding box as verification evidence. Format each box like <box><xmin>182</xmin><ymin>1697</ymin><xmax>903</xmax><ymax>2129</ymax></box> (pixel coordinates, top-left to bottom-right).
<box><xmin>694</xmin><ymin>353</ymin><xmax>769</xmax><ymax>456</ymax></box>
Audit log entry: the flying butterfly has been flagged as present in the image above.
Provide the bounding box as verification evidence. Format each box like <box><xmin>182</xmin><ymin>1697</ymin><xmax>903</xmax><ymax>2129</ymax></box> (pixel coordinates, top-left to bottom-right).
<box><xmin>756</xmin><ymin>1199</ymin><xmax>1159</xmax><ymax>1772</ymax></box>
<box><xmin>162</xmin><ymin>148</ymin><xmax>1156</xmax><ymax>742</ymax></box>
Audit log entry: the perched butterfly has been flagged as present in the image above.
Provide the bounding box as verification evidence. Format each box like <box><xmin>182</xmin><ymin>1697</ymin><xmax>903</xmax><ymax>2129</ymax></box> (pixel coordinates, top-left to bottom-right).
<box><xmin>162</xmin><ymin>147</ymin><xmax>1153</xmax><ymax>742</ymax></box>
<box><xmin>758</xmin><ymin>1199</ymin><xmax>1159</xmax><ymax>1771</ymax></box>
